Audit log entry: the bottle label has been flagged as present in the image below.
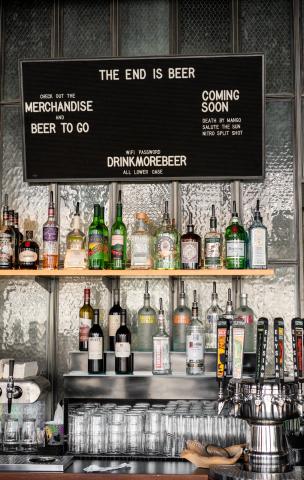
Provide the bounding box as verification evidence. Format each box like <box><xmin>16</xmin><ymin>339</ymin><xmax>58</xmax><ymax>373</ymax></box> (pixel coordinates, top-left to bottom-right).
<box><xmin>186</xmin><ymin>333</ymin><xmax>204</xmax><ymax>362</ymax></box>
<box><xmin>79</xmin><ymin>317</ymin><xmax>92</xmax><ymax>342</ymax></box>
<box><xmin>153</xmin><ymin>337</ymin><xmax>170</xmax><ymax>371</ymax></box>
<box><xmin>109</xmin><ymin>314</ymin><xmax>121</xmax><ymax>337</ymax></box>
<box><xmin>69</xmin><ymin>238</ymin><xmax>84</xmax><ymax>251</ymax></box>
<box><xmin>226</xmin><ymin>240</ymin><xmax>245</xmax><ymax>258</ymax></box>
<box><xmin>181</xmin><ymin>241</ymin><xmax>198</xmax><ymax>264</ymax></box>
<box><xmin>131</xmin><ymin>235</ymin><xmax>150</xmax><ymax>266</ymax></box>
<box><xmin>157</xmin><ymin>235</ymin><xmax>174</xmax><ymax>258</ymax></box>
<box><xmin>115</xmin><ymin>342</ymin><xmax>131</xmax><ymax>358</ymax></box>
<box><xmin>19</xmin><ymin>250</ymin><xmax>38</xmax><ymax>263</ymax></box>
<box><xmin>204</xmin><ymin>238</ymin><xmax>221</xmax><ymax>266</ymax></box>
<box><xmin>237</xmin><ymin>314</ymin><xmax>254</xmax><ymax>325</ymax></box>
<box><xmin>138</xmin><ymin>314</ymin><xmax>156</xmax><ymax>325</ymax></box>
<box><xmin>43</xmin><ymin>226</ymin><xmax>58</xmax><ymax>242</ymax></box>
<box><xmin>251</xmin><ymin>228</ymin><xmax>266</xmax><ymax>266</ymax></box>
<box><xmin>0</xmin><ymin>235</ymin><xmax>12</xmax><ymax>266</ymax></box>
<box><xmin>88</xmin><ymin>337</ymin><xmax>103</xmax><ymax>360</ymax></box>
<box><xmin>205</xmin><ymin>313</ymin><xmax>219</xmax><ymax>349</ymax></box>
<box><xmin>232</xmin><ymin>326</ymin><xmax>245</xmax><ymax>379</ymax></box>
<box><xmin>111</xmin><ymin>234</ymin><xmax>124</xmax><ymax>258</ymax></box>
<box><xmin>173</xmin><ymin>312</ymin><xmax>191</xmax><ymax>325</ymax></box>
<box><xmin>88</xmin><ymin>233</ymin><xmax>103</xmax><ymax>259</ymax></box>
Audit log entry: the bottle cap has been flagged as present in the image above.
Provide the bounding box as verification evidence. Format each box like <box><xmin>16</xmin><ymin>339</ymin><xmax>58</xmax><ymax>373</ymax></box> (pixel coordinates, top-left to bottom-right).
<box><xmin>118</xmin><ymin>190</ymin><xmax>122</xmax><ymax>204</ymax></box>
<box><xmin>232</xmin><ymin>201</ymin><xmax>238</xmax><ymax>217</ymax></box>
<box><xmin>25</xmin><ymin>230</ymin><xmax>33</xmax><ymax>240</ymax></box>
<box><xmin>75</xmin><ymin>202</ymin><xmax>80</xmax><ymax>216</ymax></box>
<box><xmin>254</xmin><ymin>199</ymin><xmax>262</xmax><ymax>221</ymax></box>
<box><xmin>136</xmin><ymin>212</ymin><xmax>148</xmax><ymax>221</ymax></box>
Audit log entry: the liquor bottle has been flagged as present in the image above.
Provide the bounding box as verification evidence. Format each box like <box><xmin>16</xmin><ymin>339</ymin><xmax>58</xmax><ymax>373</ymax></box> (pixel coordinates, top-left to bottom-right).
<box><xmin>42</xmin><ymin>191</ymin><xmax>59</xmax><ymax>269</ymax></box>
<box><xmin>204</xmin><ymin>205</ymin><xmax>223</xmax><ymax>269</ymax></box>
<box><xmin>171</xmin><ymin>218</ymin><xmax>181</xmax><ymax>269</ymax></box>
<box><xmin>172</xmin><ymin>281</ymin><xmax>191</xmax><ymax>352</ymax></box>
<box><xmin>64</xmin><ymin>202</ymin><xmax>86</xmax><ymax>269</ymax></box>
<box><xmin>248</xmin><ymin>200</ymin><xmax>267</xmax><ymax>269</ymax></box>
<box><xmin>186</xmin><ymin>290</ymin><xmax>204</xmax><ymax>375</ymax></box>
<box><xmin>152</xmin><ymin>298</ymin><xmax>171</xmax><ymax>375</ymax></box>
<box><xmin>19</xmin><ymin>231</ymin><xmax>39</xmax><ymax>269</ymax></box>
<box><xmin>130</xmin><ymin>212</ymin><xmax>153</xmax><ymax>269</ymax></box>
<box><xmin>115</xmin><ymin>309</ymin><xmax>133</xmax><ymax>374</ymax></box>
<box><xmin>181</xmin><ymin>212</ymin><xmax>201</xmax><ymax>269</ymax></box>
<box><xmin>88</xmin><ymin>204</ymin><xmax>108</xmax><ymax>270</ymax></box>
<box><xmin>8</xmin><ymin>210</ymin><xmax>19</xmax><ymax>268</ymax></box>
<box><xmin>2</xmin><ymin>194</ymin><xmax>8</xmax><ymax>224</ymax></box>
<box><xmin>154</xmin><ymin>201</ymin><xmax>177</xmax><ymax>270</ymax></box>
<box><xmin>108</xmin><ymin>289</ymin><xmax>123</xmax><ymax>351</ymax></box>
<box><xmin>14</xmin><ymin>213</ymin><xmax>23</xmax><ymax>245</ymax></box>
<box><xmin>225</xmin><ymin>201</ymin><xmax>246</xmax><ymax>269</ymax></box>
<box><xmin>223</xmin><ymin>288</ymin><xmax>235</xmax><ymax>375</ymax></box>
<box><xmin>137</xmin><ymin>281</ymin><xmax>157</xmax><ymax>351</ymax></box>
<box><xmin>235</xmin><ymin>293</ymin><xmax>255</xmax><ymax>352</ymax></box>
<box><xmin>111</xmin><ymin>190</ymin><xmax>127</xmax><ymax>270</ymax></box>
<box><xmin>0</xmin><ymin>206</ymin><xmax>14</xmax><ymax>269</ymax></box>
<box><xmin>205</xmin><ymin>282</ymin><xmax>223</xmax><ymax>349</ymax></box>
<box><xmin>79</xmin><ymin>288</ymin><xmax>94</xmax><ymax>351</ymax></box>
<box><xmin>88</xmin><ymin>308</ymin><xmax>104</xmax><ymax>374</ymax></box>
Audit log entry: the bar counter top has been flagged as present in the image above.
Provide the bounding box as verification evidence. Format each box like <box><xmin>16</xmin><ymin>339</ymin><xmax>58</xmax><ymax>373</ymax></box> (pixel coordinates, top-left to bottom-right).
<box><xmin>0</xmin><ymin>458</ymin><xmax>209</xmax><ymax>480</ymax></box>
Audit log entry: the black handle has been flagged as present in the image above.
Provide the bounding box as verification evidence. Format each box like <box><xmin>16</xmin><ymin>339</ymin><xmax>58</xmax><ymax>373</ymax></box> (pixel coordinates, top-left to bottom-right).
<box><xmin>292</xmin><ymin>318</ymin><xmax>304</xmax><ymax>381</ymax></box>
<box><xmin>274</xmin><ymin>317</ymin><xmax>284</xmax><ymax>383</ymax></box>
<box><xmin>9</xmin><ymin>359</ymin><xmax>14</xmax><ymax>378</ymax></box>
<box><xmin>255</xmin><ymin>317</ymin><xmax>268</xmax><ymax>384</ymax></box>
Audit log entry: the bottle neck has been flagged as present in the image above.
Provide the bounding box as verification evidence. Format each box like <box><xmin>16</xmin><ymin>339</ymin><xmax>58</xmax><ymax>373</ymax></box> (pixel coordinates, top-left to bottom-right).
<box><xmin>99</xmin><ymin>207</ymin><xmax>105</xmax><ymax>224</ymax></box>
<box><xmin>26</xmin><ymin>232</ymin><xmax>33</xmax><ymax>241</ymax></box>
<box><xmin>179</xmin><ymin>294</ymin><xmax>185</xmax><ymax>306</ymax></box>
<box><xmin>72</xmin><ymin>215</ymin><xmax>81</xmax><ymax>230</ymax></box>
<box><xmin>113</xmin><ymin>292</ymin><xmax>120</xmax><ymax>306</ymax></box>
<box><xmin>225</xmin><ymin>303</ymin><xmax>234</xmax><ymax>315</ymax></box>
<box><xmin>192</xmin><ymin>305</ymin><xmax>198</xmax><ymax>320</ymax></box>
<box><xmin>116</xmin><ymin>204</ymin><xmax>122</xmax><ymax>221</ymax></box>
<box><xmin>240</xmin><ymin>297</ymin><xmax>248</xmax><ymax>308</ymax></box>
<box><xmin>93</xmin><ymin>317</ymin><xmax>99</xmax><ymax>325</ymax></box>
<box><xmin>121</xmin><ymin>315</ymin><xmax>126</xmax><ymax>326</ymax></box>
<box><xmin>3</xmin><ymin>212</ymin><xmax>9</xmax><ymax>226</ymax></box>
<box><xmin>210</xmin><ymin>218</ymin><xmax>217</xmax><ymax>231</ymax></box>
<box><xmin>211</xmin><ymin>293</ymin><xmax>218</xmax><ymax>306</ymax></box>
<box><xmin>158</xmin><ymin>313</ymin><xmax>165</xmax><ymax>332</ymax></box>
<box><xmin>187</xmin><ymin>224</ymin><xmax>194</xmax><ymax>233</ymax></box>
<box><xmin>144</xmin><ymin>295</ymin><xmax>150</xmax><ymax>308</ymax></box>
<box><xmin>84</xmin><ymin>293</ymin><xmax>90</xmax><ymax>305</ymax></box>
<box><xmin>231</xmin><ymin>215</ymin><xmax>239</xmax><ymax>224</ymax></box>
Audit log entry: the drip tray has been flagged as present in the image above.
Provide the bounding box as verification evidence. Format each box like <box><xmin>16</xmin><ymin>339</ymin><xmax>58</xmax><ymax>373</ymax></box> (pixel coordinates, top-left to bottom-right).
<box><xmin>0</xmin><ymin>455</ymin><xmax>73</xmax><ymax>472</ymax></box>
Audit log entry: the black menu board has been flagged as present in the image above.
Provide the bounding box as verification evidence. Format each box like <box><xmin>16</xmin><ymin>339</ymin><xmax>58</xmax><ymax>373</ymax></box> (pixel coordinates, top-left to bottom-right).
<box><xmin>20</xmin><ymin>54</ymin><xmax>264</xmax><ymax>182</ymax></box>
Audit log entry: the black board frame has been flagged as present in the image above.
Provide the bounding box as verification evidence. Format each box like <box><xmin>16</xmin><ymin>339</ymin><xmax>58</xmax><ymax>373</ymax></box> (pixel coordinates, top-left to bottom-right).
<box><xmin>19</xmin><ymin>53</ymin><xmax>265</xmax><ymax>183</ymax></box>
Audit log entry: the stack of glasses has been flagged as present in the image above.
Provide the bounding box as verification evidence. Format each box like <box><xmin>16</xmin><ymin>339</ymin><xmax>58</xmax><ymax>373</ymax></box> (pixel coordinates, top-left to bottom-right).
<box><xmin>68</xmin><ymin>401</ymin><xmax>248</xmax><ymax>456</ymax></box>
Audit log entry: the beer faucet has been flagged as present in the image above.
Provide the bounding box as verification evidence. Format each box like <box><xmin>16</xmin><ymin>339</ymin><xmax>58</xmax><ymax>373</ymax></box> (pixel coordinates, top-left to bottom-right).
<box><xmin>272</xmin><ymin>318</ymin><xmax>285</xmax><ymax>416</ymax></box>
<box><xmin>6</xmin><ymin>359</ymin><xmax>22</xmax><ymax>414</ymax></box>
<box><xmin>255</xmin><ymin>317</ymin><xmax>268</xmax><ymax>417</ymax></box>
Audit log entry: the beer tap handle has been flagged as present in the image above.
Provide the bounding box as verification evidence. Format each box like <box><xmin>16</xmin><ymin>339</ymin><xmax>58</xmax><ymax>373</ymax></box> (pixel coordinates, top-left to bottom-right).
<box><xmin>292</xmin><ymin>318</ymin><xmax>304</xmax><ymax>415</ymax></box>
<box><xmin>274</xmin><ymin>317</ymin><xmax>284</xmax><ymax>384</ymax></box>
<box><xmin>216</xmin><ymin>317</ymin><xmax>229</xmax><ymax>414</ymax></box>
<box><xmin>9</xmin><ymin>359</ymin><xmax>14</xmax><ymax>379</ymax></box>
<box><xmin>255</xmin><ymin>318</ymin><xmax>268</xmax><ymax>415</ymax></box>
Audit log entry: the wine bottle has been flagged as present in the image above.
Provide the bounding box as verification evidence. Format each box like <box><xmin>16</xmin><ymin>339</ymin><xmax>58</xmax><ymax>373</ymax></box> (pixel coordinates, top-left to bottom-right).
<box><xmin>115</xmin><ymin>309</ymin><xmax>133</xmax><ymax>374</ymax></box>
<box><xmin>108</xmin><ymin>289</ymin><xmax>122</xmax><ymax>351</ymax></box>
<box><xmin>79</xmin><ymin>288</ymin><xmax>94</xmax><ymax>351</ymax></box>
<box><xmin>88</xmin><ymin>204</ymin><xmax>108</xmax><ymax>270</ymax></box>
<box><xmin>88</xmin><ymin>309</ymin><xmax>104</xmax><ymax>374</ymax></box>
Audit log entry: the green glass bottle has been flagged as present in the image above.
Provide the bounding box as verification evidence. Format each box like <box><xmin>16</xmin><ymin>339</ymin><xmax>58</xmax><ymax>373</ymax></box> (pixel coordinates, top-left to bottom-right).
<box><xmin>99</xmin><ymin>205</ymin><xmax>109</xmax><ymax>267</ymax></box>
<box><xmin>88</xmin><ymin>204</ymin><xmax>108</xmax><ymax>270</ymax></box>
<box><xmin>225</xmin><ymin>201</ymin><xmax>247</xmax><ymax>269</ymax></box>
<box><xmin>111</xmin><ymin>190</ymin><xmax>127</xmax><ymax>270</ymax></box>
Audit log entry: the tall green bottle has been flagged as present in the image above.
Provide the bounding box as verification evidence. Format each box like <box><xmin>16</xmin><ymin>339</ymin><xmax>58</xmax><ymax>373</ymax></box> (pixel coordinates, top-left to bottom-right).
<box><xmin>111</xmin><ymin>191</ymin><xmax>127</xmax><ymax>270</ymax></box>
<box><xmin>225</xmin><ymin>201</ymin><xmax>247</xmax><ymax>269</ymax></box>
<box><xmin>88</xmin><ymin>204</ymin><xmax>108</xmax><ymax>269</ymax></box>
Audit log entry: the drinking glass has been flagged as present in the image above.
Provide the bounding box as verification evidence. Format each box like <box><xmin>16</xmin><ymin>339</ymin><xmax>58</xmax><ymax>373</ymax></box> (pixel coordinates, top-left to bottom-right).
<box><xmin>88</xmin><ymin>413</ymin><xmax>107</xmax><ymax>454</ymax></box>
<box><xmin>21</xmin><ymin>419</ymin><xmax>37</xmax><ymax>452</ymax></box>
<box><xmin>107</xmin><ymin>424</ymin><xmax>125</xmax><ymax>454</ymax></box>
<box><xmin>3</xmin><ymin>418</ymin><xmax>19</xmax><ymax>452</ymax></box>
<box><xmin>144</xmin><ymin>433</ymin><xmax>161</xmax><ymax>455</ymax></box>
<box><xmin>145</xmin><ymin>410</ymin><xmax>161</xmax><ymax>434</ymax></box>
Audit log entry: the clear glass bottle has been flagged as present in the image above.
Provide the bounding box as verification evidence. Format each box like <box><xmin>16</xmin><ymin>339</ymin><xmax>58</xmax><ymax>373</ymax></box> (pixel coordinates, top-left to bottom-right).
<box><xmin>172</xmin><ymin>281</ymin><xmax>191</xmax><ymax>352</ymax></box>
<box><xmin>42</xmin><ymin>191</ymin><xmax>59</xmax><ymax>269</ymax></box>
<box><xmin>181</xmin><ymin>212</ymin><xmax>201</xmax><ymax>269</ymax></box>
<box><xmin>64</xmin><ymin>202</ymin><xmax>86</xmax><ymax>268</ymax></box>
<box><xmin>130</xmin><ymin>212</ymin><xmax>153</xmax><ymax>269</ymax></box>
<box><xmin>137</xmin><ymin>281</ymin><xmax>157</xmax><ymax>351</ymax></box>
<box><xmin>186</xmin><ymin>290</ymin><xmax>205</xmax><ymax>375</ymax></box>
<box><xmin>19</xmin><ymin>231</ymin><xmax>39</xmax><ymax>269</ymax></box>
<box><xmin>204</xmin><ymin>205</ymin><xmax>223</xmax><ymax>269</ymax></box>
<box><xmin>0</xmin><ymin>206</ymin><xmax>14</xmax><ymax>269</ymax></box>
<box><xmin>223</xmin><ymin>288</ymin><xmax>235</xmax><ymax>376</ymax></box>
<box><xmin>8</xmin><ymin>210</ymin><xmax>19</xmax><ymax>268</ymax></box>
<box><xmin>111</xmin><ymin>190</ymin><xmax>127</xmax><ymax>270</ymax></box>
<box><xmin>152</xmin><ymin>298</ymin><xmax>171</xmax><ymax>375</ymax></box>
<box><xmin>248</xmin><ymin>200</ymin><xmax>267</xmax><ymax>269</ymax></box>
<box><xmin>235</xmin><ymin>293</ymin><xmax>255</xmax><ymax>352</ymax></box>
<box><xmin>225</xmin><ymin>201</ymin><xmax>246</xmax><ymax>269</ymax></box>
<box><xmin>154</xmin><ymin>201</ymin><xmax>177</xmax><ymax>270</ymax></box>
<box><xmin>171</xmin><ymin>218</ymin><xmax>181</xmax><ymax>269</ymax></box>
<box><xmin>205</xmin><ymin>281</ymin><xmax>223</xmax><ymax>350</ymax></box>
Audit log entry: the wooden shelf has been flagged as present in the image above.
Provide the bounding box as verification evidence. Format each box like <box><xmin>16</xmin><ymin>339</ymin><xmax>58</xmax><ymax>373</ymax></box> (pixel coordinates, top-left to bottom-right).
<box><xmin>0</xmin><ymin>268</ymin><xmax>274</xmax><ymax>277</ymax></box>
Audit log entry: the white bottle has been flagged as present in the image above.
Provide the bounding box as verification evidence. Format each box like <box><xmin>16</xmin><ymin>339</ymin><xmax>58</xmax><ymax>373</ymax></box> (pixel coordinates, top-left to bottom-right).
<box><xmin>186</xmin><ymin>290</ymin><xmax>205</xmax><ymax>375</ymax></box>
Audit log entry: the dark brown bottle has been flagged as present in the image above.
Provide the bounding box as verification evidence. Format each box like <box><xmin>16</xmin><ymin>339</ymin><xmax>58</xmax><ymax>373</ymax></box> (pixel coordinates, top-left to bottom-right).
<box><xmin>88</xmin><ymin>309</ymin><xmax>104</xmax><ymax>374</ymax></box>
<box><xmin>115</xmin><ymin>309</ymin><xmax>132</xmax><ymax>374</ymax></box>
<box><xmin>8</xmin><ymin>210</ymin><xmax>17</xmax><ymax>267</ymax></box>
<box><xmin>108</xmin><ymin>289</ymin><xmax>122</xmax><ymax>351</ymax></box>
<box><xmin>19</xmin><ymin>231</ymin><xmax>39</xmax><ymax>269</ymax></box>
<box><xmin>181</xmin><ymin>212</ymin><xmax>201</xmax><ymax>269</ymax></box>
<box><xmin>14</xmin><ymin>212</ymin><xmax>23</xmax><ymax>245</ymax></box>
<box><xmin>0</xmin><ymin>205</ymin><xmax>13</xmax><ymax>269</ymax></box>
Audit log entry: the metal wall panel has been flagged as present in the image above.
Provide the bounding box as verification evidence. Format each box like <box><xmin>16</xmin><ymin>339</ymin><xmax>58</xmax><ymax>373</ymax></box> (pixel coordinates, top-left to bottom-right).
<box><xmin>240</xmin><ymin>0</ymin><xmax>293</xmax><ymax>93</ymax></box>
<box><xmin>241</xmin><ymin>101</ymin><xmax>296</xmax><ymax>261</ymax></box>
<box><xmin>2</xmin><ymin>0</ymin><xmax>52</xmax><ymax>100</ymax></box>
<box><xmin>62</xmin><ymin>0</ymin><xmax>111</xmax><ymax>57</ymax></box>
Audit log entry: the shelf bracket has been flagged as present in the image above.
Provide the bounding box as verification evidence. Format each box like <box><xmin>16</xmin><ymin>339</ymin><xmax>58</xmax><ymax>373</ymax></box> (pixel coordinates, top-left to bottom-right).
<box><xmin>35</xmin><ymin>276</ymin><xmax>52</xmax><ymax>293</ymax></box>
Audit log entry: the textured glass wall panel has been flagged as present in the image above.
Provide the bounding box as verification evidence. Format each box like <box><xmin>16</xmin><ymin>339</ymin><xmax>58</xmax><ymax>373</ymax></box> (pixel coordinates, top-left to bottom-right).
<box><xmin>59</xmin><ymin>184</ymin><xmax>110</xmax><ymax>257</ymax></box>
<box><xmin>120</xmin><ymin>278</ymin><xmax>170</xmax><ymax>345</ymax></box>
<box><xmin>119</xmin><ymin>0</ymin><xmax>170</xmax><ymax>55</ymax></box>
<box><xmin>240</xmin><ymin>0</ymin><xmax>293</xmax><ymax>93</ymax></box>
<box><xmin>0</xmin><ymin>402</ymin><xmax>45</xmax><ymax>428</ymax></box>
<box><xmin>57</xmin><ymin>278</ymin><xmax>110</xmax><ymax>399</ymax></box>
<box><xmin>0</xmin><ymin>279</ymin><xmax>48</xmax><ymax>373</ymax></box>
<box><xmin>178</xmin><ymin>0</ymin><xmax>232</xmax><ymax>54</ymax></box>
<box><xmin>180</xmin><ymin>182</ymin><xmax>231</xmax><ymax>241</ymax></box>
<box><xmin>242</xmin><ymin>101</ymin><xmax>295</xmax><ymax>260</ymax></box>
<box><xmin>3</xmin><ymin>0</ymin><xmax>52</xmax><ymax>100</ymax></box>
<box><xmin>181</xmin><ymin>277</ymin><xmax>232</xmax><ymax>314</ymax></box>
<box><xmin>1</xmin><ymin>107</ymin><xmax>49</xmax><ymax>248</ymax></box>
<box><xmin>241</xmin><ymin>266</ymin><xmax>297</xmax><ymax>376</ymax></box>
<box><xmin>63</xmin><ymin>0</ymin><xmax>111</xmax><ymax>57</ymax></box>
